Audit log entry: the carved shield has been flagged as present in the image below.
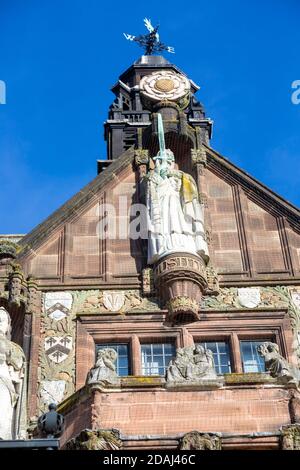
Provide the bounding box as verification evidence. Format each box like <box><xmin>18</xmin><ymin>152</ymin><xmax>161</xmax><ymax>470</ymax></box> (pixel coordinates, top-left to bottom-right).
<box><xmin>238</xmin><ymin>288</ymin><xmax>260</xmax><ymax>308</ymax></box>
<box><xmin>44</xmin><ymin>335</ymin><xmax>73</xmax><ymax>363</ymax></box>
<box><xmin>103</xmin><ymin>291</ymin><xmax>125</xmax><ymax>312</ymax></box>
<box><xmin>44</xmin><ymin>292</ymin><xmax>73</xmax><ymax>321</ymax></box>
<box><xmin>40</xmin><ymin>380</ymin><xmax>66</xmax><ymax>406</ymax></box>
<box><xmin>291</xmin><ymin>290</ymin><xmax>300</xmax><ymax>310</ymax></box>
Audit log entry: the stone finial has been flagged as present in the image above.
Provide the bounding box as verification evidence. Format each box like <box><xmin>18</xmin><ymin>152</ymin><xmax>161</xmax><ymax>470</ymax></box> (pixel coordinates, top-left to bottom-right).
<box><xmin>87</xmin><ymin>348</ymin><xmax>120</xmax><ymax>387</ymax></box>
<box><xmin>281</xmin><ymin>424</ymin><xmax>300</xmax><ymax>450</ymax></box>
<box><xmin>257</xmin><ymin>342</ymin><xmax>300</xmax><ymax>388</ymax></box>
<box><xmin>166</xmin><ymin>345</ymin><xmax>224</xmax><ymax>388</ymax></box>
<box><xmin>179</xmin><ymin>431</ymin><xmax>222</xmax><ymax>450</ymax></box>
<box><xmin>66</xmin><ymin>429</ymin><xmax>122</xmax><ymax>450</ymax></box>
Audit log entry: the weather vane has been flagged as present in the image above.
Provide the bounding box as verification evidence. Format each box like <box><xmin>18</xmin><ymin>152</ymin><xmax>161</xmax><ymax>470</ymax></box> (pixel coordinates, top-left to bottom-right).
<box><xmin>123</xmin><ymin>18</ymin><xmax>175</xmax><ymax>56</ymax></box>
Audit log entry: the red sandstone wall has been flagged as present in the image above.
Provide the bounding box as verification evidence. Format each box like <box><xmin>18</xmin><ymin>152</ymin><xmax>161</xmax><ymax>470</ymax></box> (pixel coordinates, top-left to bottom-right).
<box><xmin>95</xmin><ymin>387</ymin><xmax>291</xmax><ymax>435</ymax></box>
<box><xmin>60</xmin><ymin>386</ymin><xmax>291</xmax><ymax>447</ymax></box>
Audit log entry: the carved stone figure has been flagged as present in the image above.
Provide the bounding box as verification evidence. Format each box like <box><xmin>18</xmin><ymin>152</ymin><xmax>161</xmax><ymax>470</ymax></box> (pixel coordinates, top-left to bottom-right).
<box><xmin>87</xmin><ymin>348</ymin><xmax>120</xmax><ymax>386</ymax></box>
<box><xmin>166</xmin><ymin>345</ymin><xmax>223</xmax><ymax>387</ymax></box>
<box><xmin>0</xmin><ymin>306</ymin><xmax>27</xmax><ymax>439</ymax></box>
<box><xmin>257</xmin><ymin>342</ymin><xmax>300</xmax><ymax>387</ymax></box>
<box><xmin>179</xmin><ymin>431</ymin><xmax>222</xmax><ymax>450</ymax></box>
<box><xmin>146</xmin><ymin>114</ymin><xmax>209</xmax><ymax>265</ymax></box>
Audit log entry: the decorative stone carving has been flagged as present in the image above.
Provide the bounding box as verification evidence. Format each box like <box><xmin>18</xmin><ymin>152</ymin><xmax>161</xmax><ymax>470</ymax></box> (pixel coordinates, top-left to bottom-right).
<box><xmin>0</xmin><ymin>307</ymin><xmax>27</xmax><ymax>439</ymax></box>
<box><xmin>40</xmin><ymin>380</ymin><xmax>66</xmax><ymax>407</ymax></box>
<box><xmin>44</xmin><ymin>292</ymin><xmax>72</xmax><ymax>321</ymax></box>
<box><xmin>281</xmin><ymin>424</ymin><xmax>300</xmax><ymax>450</ymax></box>
<box><xmin>155</xmin><ymin>253</ymin><xmax>207</xmax><ymax>323</ymax></box>
<box><xmin>191</xmin><ymin>147</ymin><xmax>207</xmax><ymax>167</ymax></box>
<box><xmin>257</xmin><ymin>342</ymin><xmax>300</xmax><ymax>387</ymax></box>
<box><xmin>146</xmin><ymin>122</ymin><xmax>209</xmax><ymax>264</ymax></box>
<box><xmin>139</xmin><ymin>70</ymin><xmax>190</xmax><ymax>105</ymax></box>
<box><xmin>291</xmin><ymin>289</ymin><xmax>300</xmax><ymax>311</ymax></box>
<box><xmin>167</xmin><ymin>297</ymin><xmax>199</xmax><ymax>321</ymax></box>
<box><xmin>238</xmin><ymin>287</ymin><xmax>261</xmax><ymax>308</ymax></box>
<box><xmin>87</xmin><ymin>348</ymin><xmax>120</xmax><ymax>387</ymax></box>
<box><xmin>66</xmin><ymin>429</ymin><xmax>122</xmax><ymax>450</ymax></box>
<box><xmin>179</xmin><ymin>431</ymin><xmax>222</xmax><ymax>450</ymax></box>
<box><xmin>38</xmin><ymin>291</ymin><xmax>75</xmax><ymax>412</ymax></box>
<box><xmin>166</xmin><ymin>345</ymin><xmax>224</xmax><ymax>388</ymax></box>
<box><xmin>73</xmin><ymin>289</ymin><xmax>160</xmax><ymax>314</ymax></box>
<box><xmin>103</xmin><ymin>291</ymin><xmax>125</xmax><ymax>312</ymax></box>
<box><xmin>44</xmin><ymin>335</ymin><xmax>73</xmax><ymax>364</ymax></box>
<box><xmin>142</xmin><ymin>268</ymin><xmax>154</xmax><ymax>295</ymax></box>
<box><xmin>134</xmin><ymin>148</ymin><xmax>149</xmax><ymax>166</ymax></box>
<box><xmin>0</xmin><ymin>239</ymin><xmax>20</xmax><ymax>260</ymax></box>
<box><xmin>205</xmin><ymin>264</ymin><xmax>219</xmax><ymax>295</ymax></box>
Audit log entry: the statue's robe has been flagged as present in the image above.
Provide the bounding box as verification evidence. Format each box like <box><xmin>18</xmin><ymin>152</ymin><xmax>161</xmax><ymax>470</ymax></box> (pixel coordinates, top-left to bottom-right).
<box><xmin>146</xmin><ymin>169</ymin><xmax>209</xmax><ymax>264</ymax></box>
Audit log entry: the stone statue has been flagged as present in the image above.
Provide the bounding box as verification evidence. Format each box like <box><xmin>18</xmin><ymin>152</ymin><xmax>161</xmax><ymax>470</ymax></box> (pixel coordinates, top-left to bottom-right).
<box><xmin>0</xmin><ymin>306</ymin><xmax>27</xmax><ymax>439</ymax></box>
<box><xmin>166</xmin><ymin>345</ymin><xmax>223</xmax><ymax>386</ymax></box>
<box><xmin>146</xmin><ymin>114</ymin><xmax>209</xmax><ymax>265</ymax></box>
<box><xmin>257</xmin><ymin>342</ymin><xmax>300</xmax><ymax>387</ymax></box>
<box><xmin>87</xmin><ymin>348</ymin><xmax>120</xmax><ymax>386</ymax></box>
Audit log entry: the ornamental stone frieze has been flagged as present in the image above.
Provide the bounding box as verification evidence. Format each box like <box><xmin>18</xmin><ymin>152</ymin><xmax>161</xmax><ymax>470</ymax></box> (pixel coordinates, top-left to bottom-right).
<box><xmin>179</xmin><ymin>431</ymin><xmax>222</xmax><ymax>450</ymax></box>
<box><xmin>203</xmin><ymin>285</ymin><xmax>300</xmax><ymax>364</ymax></box>
<box><xmin>72</xmin><ymin>289</ymin><xmax>160</xmax><ymax>314</ymax></box>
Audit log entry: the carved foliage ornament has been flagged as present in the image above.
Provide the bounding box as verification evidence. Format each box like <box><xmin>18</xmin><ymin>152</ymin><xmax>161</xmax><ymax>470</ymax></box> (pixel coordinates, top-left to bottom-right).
<box><xmin>179</xmin><ymin>431</ymin><xmax>222</xmax><ymax>450</ymax></box>
<box><xmin>140</xmin><ymin>71</ymin><xmax>190</xmax><ymax>103</ymax></box>
<box><xmin>66</xmin><ymin>429</ymin><xmax>122</xmax><ymax>450</ymax></box>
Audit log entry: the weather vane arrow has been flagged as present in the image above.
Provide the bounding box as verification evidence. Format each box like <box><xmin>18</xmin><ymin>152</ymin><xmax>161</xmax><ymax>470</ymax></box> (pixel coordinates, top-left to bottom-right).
<box><xmin>123</xmin><ymin>18</ymin><xmax>175</xmax><ymax>55</ymax></box>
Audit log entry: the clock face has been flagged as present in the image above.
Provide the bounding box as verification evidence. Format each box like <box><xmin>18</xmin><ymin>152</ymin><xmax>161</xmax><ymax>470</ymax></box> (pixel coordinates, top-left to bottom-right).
<box><xmin>139</xmin><ymin>70</ymin><xmax>190</xmax><ymax>103</ymax></box>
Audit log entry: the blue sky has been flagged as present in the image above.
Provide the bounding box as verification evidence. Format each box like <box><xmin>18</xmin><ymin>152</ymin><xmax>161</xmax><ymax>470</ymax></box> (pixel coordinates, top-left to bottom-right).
<box><xmin>0</xmin><ymin>0</ymin><xmax>299</xmax><ymax>233</ymax></box>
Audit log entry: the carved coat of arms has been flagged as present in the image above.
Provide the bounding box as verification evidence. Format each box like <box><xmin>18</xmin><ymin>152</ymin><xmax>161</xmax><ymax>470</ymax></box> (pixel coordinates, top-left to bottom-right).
<box><xmin>44</xmin><ymin>335</ymin><xmax>73</xmax><ymax>363</ymax></box>
<box><xmin>40</xmin><ymin>380</ymin><xmax>66</xmax><ymax>406</ymax></box>
<box><xmin>44</xmin><ymin>292</ymin><xmax>73</xmax><ymax>321</ymax></box>
<box><xmin>238</xmin><ymin>288</ymin><xmax>260</xmax><ymax>308</ymax></box>
<box><xmin>291</xmin><ymin>290</ymin><xmax>300</xmax><ymax>310</ymax></box>
<box><xmin>103</xmin><ymin>291</ymin><xmax>125</xmax><ymax>312</ymax></box>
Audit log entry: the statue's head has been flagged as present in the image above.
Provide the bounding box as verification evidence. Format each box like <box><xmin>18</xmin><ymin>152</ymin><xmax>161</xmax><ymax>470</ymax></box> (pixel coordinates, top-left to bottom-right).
<box><xmin>153</xmin><ymin>149</ymin><xmax>175</xmax><ymax>173</ymax></box>
<box><xmin>194</xmin><ymin>345</ymin><xmax>205</xmax><ymax>355</ymax></box>
<box><xmin>0</xmin><ymin>307</ymin><xmax>11</xmax><ymax>338</ymax></box>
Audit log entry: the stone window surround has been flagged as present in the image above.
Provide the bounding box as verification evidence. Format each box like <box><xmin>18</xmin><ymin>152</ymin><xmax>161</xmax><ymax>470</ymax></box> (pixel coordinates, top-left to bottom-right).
<box><xmin>76</xmin><ymin>309</ymin><xmax>292</xmax><ymax>386</ymax></box>
<box><xmin>94</xmin><ymin>332</ymin><xmax>277</xmax><ymax>376</ymax></box>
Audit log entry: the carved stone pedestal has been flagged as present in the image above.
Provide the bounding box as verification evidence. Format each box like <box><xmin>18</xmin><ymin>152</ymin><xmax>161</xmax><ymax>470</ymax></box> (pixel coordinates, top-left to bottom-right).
<box><xmin>154</xmin><ymin>253</ymin><xmax>207</xmax><ymax>323</ymax></box>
